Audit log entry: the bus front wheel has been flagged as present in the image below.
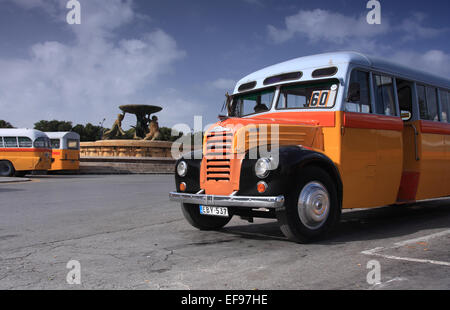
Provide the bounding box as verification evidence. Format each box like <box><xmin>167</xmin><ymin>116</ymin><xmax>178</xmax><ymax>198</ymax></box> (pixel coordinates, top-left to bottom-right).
<box><xmin>276</xmin><ymin>166</ymin><xmax>341</xmax><ymax>243</ymax></box>
<box><xmin>181</xmin><ymin>203</ymin><xmax>232</xmax><ymax>231</ymax></box>
<box><xmin>0</xmin><ymin>161</ymin><xmax>15</xmax><ymax>177</ymax></box>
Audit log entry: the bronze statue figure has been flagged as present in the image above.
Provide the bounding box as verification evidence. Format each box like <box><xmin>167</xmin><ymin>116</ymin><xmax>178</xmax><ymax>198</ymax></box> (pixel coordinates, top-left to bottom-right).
<box><xmin>102</xmin><ymin>113</ymin><xmax>126</xmax><ymax>140</ymax></box>
<box><xmin>102</xmin><ymin>105</ymin><xmax>163</xmax><ymax>140</ymax></box>
<box><xmin>144</xmin><ymin>116</ymin><xmax>161</xmax><ymax>141</ymax></box>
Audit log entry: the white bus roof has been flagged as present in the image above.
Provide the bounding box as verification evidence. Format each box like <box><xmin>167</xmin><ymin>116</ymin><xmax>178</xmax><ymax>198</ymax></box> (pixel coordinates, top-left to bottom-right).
<box><xmin>46</xmin><ymin>132</ymin><xmax>80</xmax><ymax>140</ymax></box>
<box><xmin>0</xmin><ymin>128</ymin><xmax>49</xmax><ymax>140</ymax></box>
<box><xmin>234</xmin><ymin>51</ymin><xmax>450</xmax><ymax>94</ymax></box>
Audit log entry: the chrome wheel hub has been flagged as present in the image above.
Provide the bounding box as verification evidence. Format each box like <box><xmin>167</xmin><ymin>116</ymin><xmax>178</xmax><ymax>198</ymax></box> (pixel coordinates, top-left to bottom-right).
<box><xmin>297</xmin><ymin>181</ymin><xmax>330</xmax><ymax>230</ymax></box>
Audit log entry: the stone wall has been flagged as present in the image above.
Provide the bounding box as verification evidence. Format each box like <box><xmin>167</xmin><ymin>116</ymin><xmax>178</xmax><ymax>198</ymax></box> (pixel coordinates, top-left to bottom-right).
<box><xmin>80</xmin><ymin>140</ymin><xmax>173</xmax><ymax>158</ymax></box>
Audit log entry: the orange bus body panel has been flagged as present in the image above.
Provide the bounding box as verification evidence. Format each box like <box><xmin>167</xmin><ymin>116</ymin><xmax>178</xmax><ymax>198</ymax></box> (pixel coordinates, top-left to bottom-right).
<box><xmin>0</xmin><ymin>148</ymin><xmax>52</xmax><ymax>171</ymax></box>
<box><xmin>50</xmin><ymin>149</ymin><xmax>80</xmax><ymax>171</ymax></box>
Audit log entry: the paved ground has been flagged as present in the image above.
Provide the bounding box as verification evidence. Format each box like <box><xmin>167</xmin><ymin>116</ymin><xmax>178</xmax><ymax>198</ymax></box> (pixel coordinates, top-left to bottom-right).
<box><xmin>0</xmin><ymin>177</ymin><xmax>30</xmax><ymax>183</ymax></box>
<box><xmin>0</xmin><ymin>175</ymin><xmax>448</xmax><ymax>290</ymax></box>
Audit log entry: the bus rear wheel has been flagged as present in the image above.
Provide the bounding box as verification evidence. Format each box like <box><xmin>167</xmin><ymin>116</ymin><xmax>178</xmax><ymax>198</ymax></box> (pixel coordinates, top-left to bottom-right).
<box><xmin>276</xmin><ymin>166</ymin><xmax>341</xmax><ymax>243</ymax></box>
<box><xmin>0</xmin><ymin>161</ymin><xmax>15</xmax><ymax>177</ymax></box>
<box><xmin>181</xmin><ymin>203</ymin><xmax>232</xmax><ymax>231</ymax></box>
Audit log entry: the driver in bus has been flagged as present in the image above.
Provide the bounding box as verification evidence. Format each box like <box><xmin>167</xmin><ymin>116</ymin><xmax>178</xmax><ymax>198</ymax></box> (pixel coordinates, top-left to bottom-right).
<box><xmin>254</xmin><ymin>96</ymin><xmax>269</xmax><ymax>113</ymax></box>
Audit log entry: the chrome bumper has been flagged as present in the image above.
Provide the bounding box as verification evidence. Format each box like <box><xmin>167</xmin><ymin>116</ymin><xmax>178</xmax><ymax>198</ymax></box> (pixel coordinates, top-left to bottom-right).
<box><xmin>169</xmin><ymin>192</ymin><xmax>285</xmax><ymax>209</ymax></box>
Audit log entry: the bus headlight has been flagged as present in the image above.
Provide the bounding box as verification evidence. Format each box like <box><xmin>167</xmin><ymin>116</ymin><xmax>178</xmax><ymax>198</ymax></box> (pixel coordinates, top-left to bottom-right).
<box><xmin>176</xmin><ymin>161</ymin><xmax>188</xmax><ymax>177</ymax></box>
<box><xmin>255</xmin><ymin>158</ymin><xmax>271</xmax><ymax>179</ymax></box>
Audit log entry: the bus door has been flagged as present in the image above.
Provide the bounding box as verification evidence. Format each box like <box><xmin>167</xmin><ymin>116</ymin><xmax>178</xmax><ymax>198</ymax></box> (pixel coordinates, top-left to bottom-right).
<box><xmin>342</xmin><ymin>71</ymin><xmax>403</xmax><ymax>209</ymax></box>
<box><xmin>415</xmin><ymin>85</ymin><xmax>447</xmax><ymax>200</ymax></box>
<box><xmin>396</xmin><ymin>79</ymin><xmax>421</xmax><ymax>202</ymax></box>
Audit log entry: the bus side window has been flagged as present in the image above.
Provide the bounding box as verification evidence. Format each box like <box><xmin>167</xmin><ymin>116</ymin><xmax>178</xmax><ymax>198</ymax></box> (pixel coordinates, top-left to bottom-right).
<box><xmin>0</xmin><ymin>137</ymin><xmax>3</xmax><ymax>148</ymax></box>
<box><xmin>440</xmin><ymin>90</ymin><xmax>449</xmax><ymax>123</ymax></box>
<box><xmin>426</xmin><ymin>87</ymin><xmax>439</xmax><ymax>121</ymax></box>
<box><xmin>51</xmin><ymin>139</ymin><xmax>61</xmax><ymax>149</ymax></box>
<box><xmin>417</xmin><ymin>85</ymin><xmax>428</xmax><ymax>120</ymax></box>
<box><xmin>67</xmin><ymin>139</ymin><xmax>79</xmax><ymax>150</ymax></box>
<box><xmin>18</xmin><ymin>137</ymin><xmax>32</xmax><ymax>148</ymax></box>
<box><xmin>418</xmin><ymin>85</ymin><xmax>440</xmax><ymax>121</ymax></box>
<box><xmin>4</xmin><ymin>137</ymin><xmax>18</xmax><ymax>148</ymax></box>
<box><xmin>373</xmin><ymin>74</ymin><xmax>397</xmax><ymax>116</ymax></box>
<box><xmin>346</xmin><ymin>70</ymin><xmax>371</xmax><ymax>113</ymax></box>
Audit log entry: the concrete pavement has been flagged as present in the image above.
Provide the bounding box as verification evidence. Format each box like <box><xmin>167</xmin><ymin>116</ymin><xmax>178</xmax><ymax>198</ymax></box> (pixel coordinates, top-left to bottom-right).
<box><xmin>0</xmin><ymin>175</ymin><xmax>448</xmax><ymax>289</ymax></box>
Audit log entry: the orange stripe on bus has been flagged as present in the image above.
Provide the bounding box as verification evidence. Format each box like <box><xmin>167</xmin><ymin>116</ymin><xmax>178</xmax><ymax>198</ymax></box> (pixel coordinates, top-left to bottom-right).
<box><xmin>251</xmin><ymin>111</ymin><xmax>336</xmax><ymax>127</ymax></box>
<box><xmin>343</xmin><ymin>112</ymin><xmax>403</xmax><ymax>131</ymax></box>
<box><xmin>0</xmin><ymin>148</ymin><xmax>51</xmax><ymax>152</ymax></box>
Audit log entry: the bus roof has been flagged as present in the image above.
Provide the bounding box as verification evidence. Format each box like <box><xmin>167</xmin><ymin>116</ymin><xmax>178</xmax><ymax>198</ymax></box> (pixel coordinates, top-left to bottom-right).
<box><xmin>234</xmin><ymin>51</ymin><xmax>450</xmax><ymax>93</ymax></box>
<box><xmin>45</xmin><ymin>132</ymin><xmax>80</xmax><ymax>140</ymax></box>
<box><xmin>0</xmin><ymin>128</ymin><xmax>49</xmax><ymax>140</ymax></box>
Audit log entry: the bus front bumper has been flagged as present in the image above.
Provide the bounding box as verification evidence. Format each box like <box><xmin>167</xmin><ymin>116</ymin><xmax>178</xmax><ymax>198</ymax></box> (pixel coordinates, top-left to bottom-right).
<box><xmin>169</xmin><ymin>192</ymin><xmax>285</xmax><ymax>209</ymax></box>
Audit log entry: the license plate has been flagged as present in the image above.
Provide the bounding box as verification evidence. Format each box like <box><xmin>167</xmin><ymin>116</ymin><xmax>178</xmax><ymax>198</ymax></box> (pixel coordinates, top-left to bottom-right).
<box><xmin>199</xmin><ymin>205</ymin><xmax>229</xmax><ymax>217</ymax></box>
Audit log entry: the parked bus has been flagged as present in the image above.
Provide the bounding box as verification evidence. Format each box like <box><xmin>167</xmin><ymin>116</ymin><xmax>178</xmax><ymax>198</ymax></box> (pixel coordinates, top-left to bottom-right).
<box><xmin>170</xmin><ymin>51</ymin><xmax>450</xmax><ymax>243</ymax></box>
<box><xmin>0</xmin><ymin>129</ymin><xmax>52</xmax><ymax>177</ymax></box>
<box><xmin>46</xmin><ymin>132</ymin><xmax>80</xmax><ymax>172</ymax></box>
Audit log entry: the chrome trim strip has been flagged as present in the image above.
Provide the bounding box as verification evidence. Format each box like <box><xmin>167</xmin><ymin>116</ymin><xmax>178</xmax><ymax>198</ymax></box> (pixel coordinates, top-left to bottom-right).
<box><xmin>169</xmin><ymin>192</ymin><xmax>285</xmax><ymax>209</ymax></box>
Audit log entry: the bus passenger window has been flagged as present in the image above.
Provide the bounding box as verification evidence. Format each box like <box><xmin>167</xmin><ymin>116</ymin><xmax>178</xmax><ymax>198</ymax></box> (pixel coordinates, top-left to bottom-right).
<box><xmin>0</xmin><ymin>137</ymin><xmax>3</xmax><ymax>148</ymax></box>
<box><xmin>4</xmin><ymin>137</ymin><xmax>18</xmax><ymax>148</ymax></box>
<box><xmin>426</xmin><ymin>87</ymin><xmax>439</xmax><ymax>121</ymax></box>
<box><xmin>67</xmin><ymin>139</ymin><xmax>79</xmax><ymax>150</ymax></box>
<box><xmin>418</xmin><ymin>85</ymin><xmax>440</xmax><ymax>121</ymax></box>
<box><xmin>439</xmin><ymin>90</ymin><xmax>449</xmax><ymax>123</ymax></box>
<box><xmin>373</xmin><ymin>74</ymin><xmax>397</xmax><ymax>116</ymax></box>
<box><xmin>18</xmin><ymin>137</ymin><xmax>32</xmax><ymax>148</ymax></box>
<box><xmin>51</xmin><ymin>139</ymin><xmax>61</xmax><ymax>149</ymax></box>
<box><xmin>417</xmin><ymin>85</ymin><xmax>428</xmax><ymax>120</ymax></box>
<box><xmin>346</xmin><ymin>70</ymin><xmax>371</xmax><ymax>113</ymax></box>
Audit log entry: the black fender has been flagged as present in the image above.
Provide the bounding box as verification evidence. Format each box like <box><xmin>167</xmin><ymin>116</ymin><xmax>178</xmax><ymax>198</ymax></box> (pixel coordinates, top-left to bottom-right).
<box><xmin>238</xmin><ymin>146</ymin><xmax>342</xmax><ymax>206</ymax></box>
<box><xmin>174</xmin><ymin>150</ymin><xmax>202</xmax><ymax>193</ymax></box>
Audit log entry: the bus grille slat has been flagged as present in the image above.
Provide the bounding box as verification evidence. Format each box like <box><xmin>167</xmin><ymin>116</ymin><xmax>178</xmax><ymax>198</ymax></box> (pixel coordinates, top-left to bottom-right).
<box><xmin>205</xmin><ymin>132</ymin><xmax>232</xmax><ymax>182</ymax></box>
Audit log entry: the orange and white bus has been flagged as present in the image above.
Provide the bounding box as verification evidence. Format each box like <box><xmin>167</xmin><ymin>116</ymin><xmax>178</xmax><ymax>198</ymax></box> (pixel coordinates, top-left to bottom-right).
<box><xmin>47</xmin><ymin>132</ymin><xmax>80</xmax><ymax>171</ymax></box>
<box><xmin>170</xmin><ymin>52</ymin><xmax>450</xmax><ymax>243</ymax></box>
<box><xmin>0</xmin><ymin>129</ymin><xmax>52</xmax><ymax>177</ymax></box>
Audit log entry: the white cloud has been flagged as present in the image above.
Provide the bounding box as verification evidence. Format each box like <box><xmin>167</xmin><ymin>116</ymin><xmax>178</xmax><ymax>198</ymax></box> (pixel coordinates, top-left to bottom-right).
<box><xmin>399</xmin><ymin>13</ymin><xmax>447</xmax><ymax>42</ymax></box>
<box><xmin>391</xmin><ymin>50</ymin><xmax>450</xmax><ymax>77</ymax></box>
<box><xmin>209</xmin><ymin>78</ymin><xmax>236</xmax><ymax>91</ymax></box>
<box><xmin>0</xmin><ymin>0</ymin><xmax>187</xmax><ymax>128</ymax></box>
<box><xmin>268</xmin><ymin>9</ymin><xmax>390</xmax><ymax>44</ymax></box>
<box><xmin>267</xmin><ymin>9</ymin><xmax>450</xmax><ymax>77</ymax></box>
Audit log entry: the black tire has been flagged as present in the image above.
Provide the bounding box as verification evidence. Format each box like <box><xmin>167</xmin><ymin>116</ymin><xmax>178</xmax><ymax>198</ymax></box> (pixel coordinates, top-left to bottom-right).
<box><xmin>181</xmin><ymin>203</ymin><xmax>232</xmax><ymax>231</ymax></box>
<box><xmin>276</xmin><ymin>166</ymin><xmax>341</xmax><ymax>243</ymax></box>
<box><xmin>0</xmin><ymin>161</ymin><xmax>15</xmax><ymax>177</ymax></box>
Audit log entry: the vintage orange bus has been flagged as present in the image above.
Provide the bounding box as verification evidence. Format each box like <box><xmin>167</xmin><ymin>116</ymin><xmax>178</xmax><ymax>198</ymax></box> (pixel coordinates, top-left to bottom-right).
<box><xmin>47</xmin><ymin>132</ymin><xmax>80</xmax><ymax>171</ymax></box>
<box><xmin>0</xmin><ymin>129</ymin><xmax>52</xmax><ymax>177</ymax></box>
<box><xmin>170</xmin><ymin>52</ymin><xmax>450</xmax><ymax>243</ymax></box>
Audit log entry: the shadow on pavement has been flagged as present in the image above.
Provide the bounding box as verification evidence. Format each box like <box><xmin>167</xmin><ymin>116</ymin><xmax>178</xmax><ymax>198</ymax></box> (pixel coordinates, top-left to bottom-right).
<box><xmin>220</xmin><ymin>199</ymin><xmax>450</xmax><ymax>244</ymax></box>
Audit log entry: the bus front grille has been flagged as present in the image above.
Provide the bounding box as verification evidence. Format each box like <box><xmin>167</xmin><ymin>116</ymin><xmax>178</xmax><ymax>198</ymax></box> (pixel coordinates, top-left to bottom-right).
<box><xmin>205</xmin><ymin>132</ymin><xmax>233</xmax><ymax>181</ymax></box>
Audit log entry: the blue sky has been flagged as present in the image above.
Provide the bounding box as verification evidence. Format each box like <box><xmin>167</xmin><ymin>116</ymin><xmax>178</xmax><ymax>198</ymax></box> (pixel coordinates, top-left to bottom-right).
<box><xmin>0</xmin><ymin>0</ymin><xmax>449</xmax><ymax>131</ymax></box>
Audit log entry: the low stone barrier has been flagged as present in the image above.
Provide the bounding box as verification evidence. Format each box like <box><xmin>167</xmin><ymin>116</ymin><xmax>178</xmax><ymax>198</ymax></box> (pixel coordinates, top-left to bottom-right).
<box><xmin>79</xmin><ymin>157</ymin><xmax>175</xmax><ymax>174</ymax></box>
<box><xmin>80</xmin><ymin>140</ymin><xmax>173</xmax><ymax>158</ymax></box>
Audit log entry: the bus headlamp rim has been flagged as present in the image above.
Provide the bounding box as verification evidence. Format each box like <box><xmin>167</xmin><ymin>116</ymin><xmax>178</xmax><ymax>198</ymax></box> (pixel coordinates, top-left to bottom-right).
<box><xmin>177</xmin><ymin>160</ymin><xmax>188</xmax><ymax>177</ymax></box>
<box><xmin>255</xmin><ymin>157</ymin><xmax>271</xmax><ymax>179</ymax></box>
